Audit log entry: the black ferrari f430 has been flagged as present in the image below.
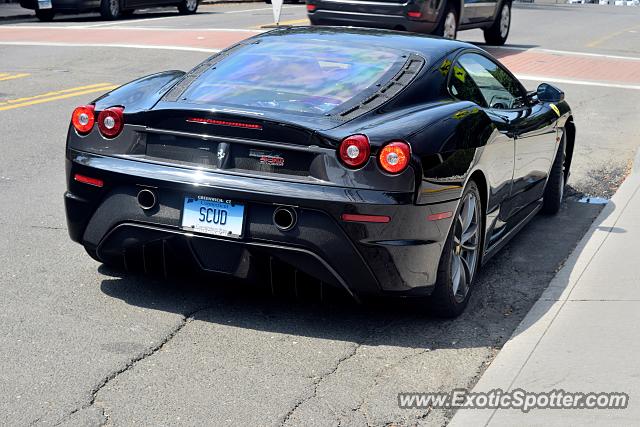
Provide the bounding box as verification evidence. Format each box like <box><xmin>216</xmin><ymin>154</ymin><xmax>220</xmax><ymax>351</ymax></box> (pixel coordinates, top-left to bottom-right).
<box><xmin>65</xmin><ymin>27</ymin><xmax>574</xmax><ymax>317</ymax></box>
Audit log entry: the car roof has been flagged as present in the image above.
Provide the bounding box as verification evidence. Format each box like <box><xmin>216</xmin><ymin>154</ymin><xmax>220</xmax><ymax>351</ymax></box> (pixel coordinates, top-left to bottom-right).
<box><xmin>256</xmin><ymin>26</ymin><xmax>478</xmax><ymax>60</ymax></box>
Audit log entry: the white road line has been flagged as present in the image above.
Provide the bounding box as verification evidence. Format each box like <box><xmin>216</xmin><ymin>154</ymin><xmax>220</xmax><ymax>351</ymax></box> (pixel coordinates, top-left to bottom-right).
<box><xmin>490</xmin><ymin>46</ymin><xmax>640</xmax><ymax>61</ymax></box>
<box><xmin>516</xmin><ymin>74</ymin><xmax>640</xmax><ymax>90</ymax></box>
<box><xmin>73</xmin><ymin>5</ymin><xmax>299</xmax><ymax>27</ymax></box>
<box><xmin>77</xmin><ymin>16</ymin><xmax>184</xmax><ymax>28</ymax></box>
<box><xmin>1</xmin><ymin>25</ymin><xmax>263</xmax><ymax>32</ymax></box>
<box><xmin>0</xmin><ymin>41</ymin><xmax>220</xmax><ymax>53</ymax></box>
<box><xmin>219</xmin><ymin>5</ymin><xmax>298</xmax><ymax>14</ymax></box>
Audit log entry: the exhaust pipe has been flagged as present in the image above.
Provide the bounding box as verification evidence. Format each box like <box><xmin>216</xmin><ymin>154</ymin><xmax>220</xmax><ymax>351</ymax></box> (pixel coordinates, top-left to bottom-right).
<box><xmin>273</xmin><ymin>206</ymin><xmax>297</xmax><ymax>231</ymax></box>
<box><xmin>137</xmin><ymin>188</ymin><xmax>157</xmax><ymax>210</ymax></box>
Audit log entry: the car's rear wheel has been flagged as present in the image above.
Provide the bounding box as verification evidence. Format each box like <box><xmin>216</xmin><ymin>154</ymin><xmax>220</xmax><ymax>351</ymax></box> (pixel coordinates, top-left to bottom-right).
<box><xmin>35</xmin><ymin>9</ymin><xmax>55</xmax><ymax>21</ymax></box>
<box><xmin>429</xmin><ymin>181</ymin><xmax>483</xmax><ymax>318</ymax></box>
<box><xmin>434</xmin><ymin>3</ymin><xmax>458</xmax><ymax>40</ymax></box>
<box><xmin>541</xmin><ymin>132</ymin><xmax>566</xmax><ymax>215</ymax></box>
<box><xmin>178</xmin><ymin>0</ymin><xmax>198</xmax><ymax>14</ymax></box>
<box><xmin>100</xmin><ymin>0</ymin><xmax>121</xmax><ymax>19</ymax></box>
<box><xmin>484</xmin><ymin>1</ymin><xmax>511</xmax><ymax>45</ymax></box>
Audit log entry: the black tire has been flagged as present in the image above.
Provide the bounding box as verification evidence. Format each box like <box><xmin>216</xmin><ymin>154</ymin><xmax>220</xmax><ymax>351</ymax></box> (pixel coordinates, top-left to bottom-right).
<box><xmin>35</xmin><ymin>9</ymin><xmax>55</xmax><ymax>22</ymax></box>
<box><xmin>100</xmin><ymin>0</ymin><xmax>121</xmax><ymax>19</ymax></box>
<box><xmin>483</xmin><ymin>1</ymin><xmax>511</xmax><ymax>45</ymax></box>
<box><xmin>433</xmin><ymin>2</ymin><xmax>458</xmax><ymax>39</ymax></box>
<box><xmin>541</xmin><ymin>132</ymin><xmax>566</xmax><ymax>215</ymax></box>
<box><xmin>84</xmin><ymin>247</ymin><xmax>102</xmax><ymax>263</ymax></box>
<box><xmin>428</xmin><ymin>181</ymin><xmax>483</xmax><ymax>318</ymax></box>
<box><xmin>178</xmin><ymin>0</ymin><xmax>198</xmax><ymax>14</ymax></box>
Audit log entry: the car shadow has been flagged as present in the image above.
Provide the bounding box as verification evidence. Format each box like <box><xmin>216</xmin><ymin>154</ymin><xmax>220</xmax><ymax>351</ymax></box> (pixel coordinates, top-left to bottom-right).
<box><xmin>99</xmin><ymin>195</ymin><xmax>603</xmax><ymax>352</ymax></box>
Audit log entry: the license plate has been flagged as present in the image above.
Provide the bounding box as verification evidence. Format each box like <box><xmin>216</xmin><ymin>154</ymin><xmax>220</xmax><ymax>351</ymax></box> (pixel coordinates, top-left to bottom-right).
<box><xmin>181</xmin><ymin>196</ymin><xmax>244</xmax><ymax>239</ymax></box>
<box><xmin>38</xmin><ymin>0</ymin><xmax>52</xmax><ymax>9</ymax></box>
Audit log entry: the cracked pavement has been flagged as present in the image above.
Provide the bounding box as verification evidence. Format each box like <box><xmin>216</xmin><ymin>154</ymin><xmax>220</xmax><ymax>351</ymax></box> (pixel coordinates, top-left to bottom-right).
<box><xmin>2</xmin><ymin>8</ymin><xmax>640</xmax><ymax>425</ymax></box>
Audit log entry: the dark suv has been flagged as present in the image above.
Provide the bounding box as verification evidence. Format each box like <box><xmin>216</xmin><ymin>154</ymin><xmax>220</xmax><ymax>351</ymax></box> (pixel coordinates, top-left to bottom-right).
<box><xmin>306</xmin><ymin>0</ymin><xmax>512</xmax><ymax>45</ymax></box>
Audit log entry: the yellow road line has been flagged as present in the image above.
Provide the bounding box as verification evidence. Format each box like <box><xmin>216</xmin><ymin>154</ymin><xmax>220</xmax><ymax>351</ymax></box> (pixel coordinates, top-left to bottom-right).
<box><xmin>0</xmin><ymin>73</ymin><xmax>31</xmax><ymax>82</ymax></box>
<box><xmin>587</xmin><ymin>23</ymin><xmax>640</xmax><ymax>48</ymax></box>
<box><xmin>0</xmin><ymin>83</ymin><xmax>115</xmax><ymax>107</ymax></box>
<box><xmin>0</xmin><ymin>85</ymin><xmax>118</xmax><ymax>112</ymax></box>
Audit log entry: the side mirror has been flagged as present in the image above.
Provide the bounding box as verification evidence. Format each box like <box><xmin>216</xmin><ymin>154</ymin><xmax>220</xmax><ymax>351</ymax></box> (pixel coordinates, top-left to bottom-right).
<box><xmin>537</xmin><ymin>83</ymin><xmax>564</xmax><ymax>103</ymax></box>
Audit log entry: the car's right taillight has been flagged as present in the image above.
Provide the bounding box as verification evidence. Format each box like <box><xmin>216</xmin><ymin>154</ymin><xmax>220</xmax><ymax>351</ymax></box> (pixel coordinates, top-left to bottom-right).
<box><xmin>71</xmin><ymin>105</ymin><xmax>95</xmax><ymax>135</ymax></box>
<box><xmin>339</xmin><ymin>134</ymin><xmax>371</xmax><ymax>169</ymax></box>
<box><xmin>97</xmin><ymin>107</ymin><xmax>124</xmax><ymax>138</ymax></box>
<box><xmin>378</xmin><ymin>141</ymin><xmax>411</xmax><ymax>174</ymax></box>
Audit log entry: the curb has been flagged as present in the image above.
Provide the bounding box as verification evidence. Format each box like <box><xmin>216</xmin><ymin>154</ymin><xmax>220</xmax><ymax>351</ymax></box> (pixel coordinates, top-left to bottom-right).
<box><xmin>449</xmin><ymin>146</ymin><xmax>640</xmax><ymax>426</ymax></box>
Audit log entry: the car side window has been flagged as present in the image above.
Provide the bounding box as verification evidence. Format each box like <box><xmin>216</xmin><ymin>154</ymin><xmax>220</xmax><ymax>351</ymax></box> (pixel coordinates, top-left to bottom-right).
<box><xmin>449</xmin><ymin>53</ymin><xmax>524</xmax><ymax>110</ymax></box>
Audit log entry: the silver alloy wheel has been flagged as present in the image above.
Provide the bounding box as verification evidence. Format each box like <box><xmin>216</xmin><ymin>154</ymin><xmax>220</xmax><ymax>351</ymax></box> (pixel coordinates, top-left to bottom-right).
<box><xmin>186</xmin><ymin>0</ymin><xmax>197</xmax><ymax>11</ymax></box>
<box><xmin>443</xmin><ymin>11</ymin><xmax>457</xmax><ymax>39</ymax></box>
<box><xmin>109</xmin><ymin>0</ymin><xmax>119</xmax><ymax>16</ymax></box>
<box><xmin>451</xmin><ymin>191</ymin><xmax>480</xmax><ymax>302</ymax></box>
<box><xmin>500</xmin><ymin>4</ymin><xmax>510</xmax><ymax>39</ymax></box>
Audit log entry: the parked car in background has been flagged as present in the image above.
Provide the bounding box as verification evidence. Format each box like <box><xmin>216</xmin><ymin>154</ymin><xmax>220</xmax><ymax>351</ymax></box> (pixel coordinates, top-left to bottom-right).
<box><xmin>306</xmin><ymin>0</ymin><xmax>513</xmax><ymax>45</ymax></box>
<box><xmin>20</xmin><ymin>0</ymin><xmax>198</xmax><ymax>21</ymax></box>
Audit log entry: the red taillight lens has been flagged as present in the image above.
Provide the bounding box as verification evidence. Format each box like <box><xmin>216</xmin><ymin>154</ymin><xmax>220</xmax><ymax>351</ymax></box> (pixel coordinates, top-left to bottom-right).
<box><xmin>307</xmin><ymin>4</ymin><xmax>317</xmax><ymax>12</ymax></box>
<box><xmin>378</xmin><ymin>141</ymin><xmax>411</xmax><ymax>174</ymax></box>
<box><xmin>407</xmin><ymin>11</ymin><xmax>422</xmax><ymax>18</ymax></box>
<box><xmin>427</xmin><ymin>211</ymin><xmax>453</xmax><ymax>221</ymax></box>
<box><xmin>97</xmin><ymin>107</ymin><xmax>124</xmax><ymax>138</ymax></box>
<box><xmin>339</xmin><ymin>135</ymin><xmax>370</xmax><ymax>168</ymax></box>
<box><xmin>341</xmin><ymin>213</ymin><xmax>391</xmax><ymax>223</ymax></box>
<box><xmin>74</xmin><ymin>174</ymin><xmax>104</xmax><ymax>187</ymax></box>
<box><xmin>71</xmin><ymin>105</ymin><xmax>95</xmax><ymax>135</ymax></box>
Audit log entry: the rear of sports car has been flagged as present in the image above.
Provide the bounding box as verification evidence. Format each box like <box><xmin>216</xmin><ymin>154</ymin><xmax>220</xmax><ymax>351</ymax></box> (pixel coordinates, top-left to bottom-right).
<box><xmin>64</xmin><ymin>32</ymin><xmax>459</xmax><ymax>300</ymax></box>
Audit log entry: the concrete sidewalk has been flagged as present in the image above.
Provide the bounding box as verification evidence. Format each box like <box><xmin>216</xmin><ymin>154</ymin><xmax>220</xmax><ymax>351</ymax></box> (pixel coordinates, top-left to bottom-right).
<box><xmin>451</xmin><ymin>152</ymin><xmax>640</xmax><ymax>426</ymax></box>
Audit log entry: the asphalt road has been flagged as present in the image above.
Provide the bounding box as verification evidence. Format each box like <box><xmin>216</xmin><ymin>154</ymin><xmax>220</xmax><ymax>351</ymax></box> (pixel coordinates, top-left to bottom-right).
<box><xmin>0</xmin><ymin>3</ymin><xmax>638</xmax><ymax>426</ymax></box>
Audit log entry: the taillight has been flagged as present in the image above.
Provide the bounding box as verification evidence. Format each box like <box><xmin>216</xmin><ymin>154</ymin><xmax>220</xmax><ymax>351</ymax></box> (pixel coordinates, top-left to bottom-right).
<box><xmin>378</xmin><ymin>141</ymin><xmax>411</xmax><ymax>174</ymax></box>
<box><xmin>71</xmin><ymin>105</ymin><xmax>95</xmax><ymax>135</ymax></box>
<box><xmin>407</xmin><ymin>11</ymin><xmax>422</xmax><ymax>18</ymax></box>
<box><xmin>97</xmin><ymin>107</ymin><xmax>124</xmax><ymax>138</ymax></box>
<box><xmin>307</xmin><ymin>4</ymin><xmax>317</xmax><ymax>12</ymax></box>
<box><xmin>339</xmin><ymin>135</ymin><xmax>370</xmax><ymax>169</ymax></box>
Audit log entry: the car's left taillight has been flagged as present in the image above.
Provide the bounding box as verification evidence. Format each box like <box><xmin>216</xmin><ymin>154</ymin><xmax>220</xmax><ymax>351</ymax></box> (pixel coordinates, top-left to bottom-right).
<box><xmin>71</xmin><ymin>105</ymin><xmax>95</xmax><ymax>135</ymax></box>
<box><xmin>339</xmin><ymin>134</ymin><xmax>371</xmax><ymax>169</ymax></box>
<box><xmin>97</xmin><ymin>107</ymin><xmax>124</xmax><ymax>138</ymax></box>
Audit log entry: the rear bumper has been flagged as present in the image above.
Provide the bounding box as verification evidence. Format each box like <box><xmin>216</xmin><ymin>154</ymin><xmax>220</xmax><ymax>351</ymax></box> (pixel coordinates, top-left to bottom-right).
<box><xmin>65</xmin><ymin>149</ymin><xmax>458</xmax><ymax>298</ymax></box>
<box><xmin>20</xmin><ymin>0</ymin><xmax>100</xmax><ymax>12</ymax></box>
<box><xmin>307</xmin><ymin>1</ymin><xmax>438</xmax><ymax>33</ymax></box>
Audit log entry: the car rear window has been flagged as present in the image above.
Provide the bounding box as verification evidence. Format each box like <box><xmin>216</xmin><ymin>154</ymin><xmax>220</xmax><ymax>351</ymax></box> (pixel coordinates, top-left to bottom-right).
<box><xmin>179</xmin><ymin>40</ymin><xmax>405</xmax><ymax>115</ymax></box>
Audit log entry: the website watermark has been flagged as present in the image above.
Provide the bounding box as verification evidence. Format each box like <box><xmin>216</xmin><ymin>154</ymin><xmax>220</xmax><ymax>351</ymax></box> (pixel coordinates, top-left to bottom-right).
<box><xmin>398</xmin><ymin>389</ymin><xmax>629</xmax><ymax>413</ymax></box>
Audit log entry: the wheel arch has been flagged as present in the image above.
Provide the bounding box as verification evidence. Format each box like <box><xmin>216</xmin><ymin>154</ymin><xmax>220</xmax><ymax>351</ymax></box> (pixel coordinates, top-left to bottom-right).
<box><xmin>465</xmin><ymin>169</ymin><xmax>489</xmax><ymax>261</ymax></box>
<box><xmin>467</xmin><ymin>169</ymin><xmax>488</xmax><ymax>217</ymax></box>
<box><xmin>564</xmin><ymin>116</ymin><xmax>576</xmax><ymax>182</ymax></box>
